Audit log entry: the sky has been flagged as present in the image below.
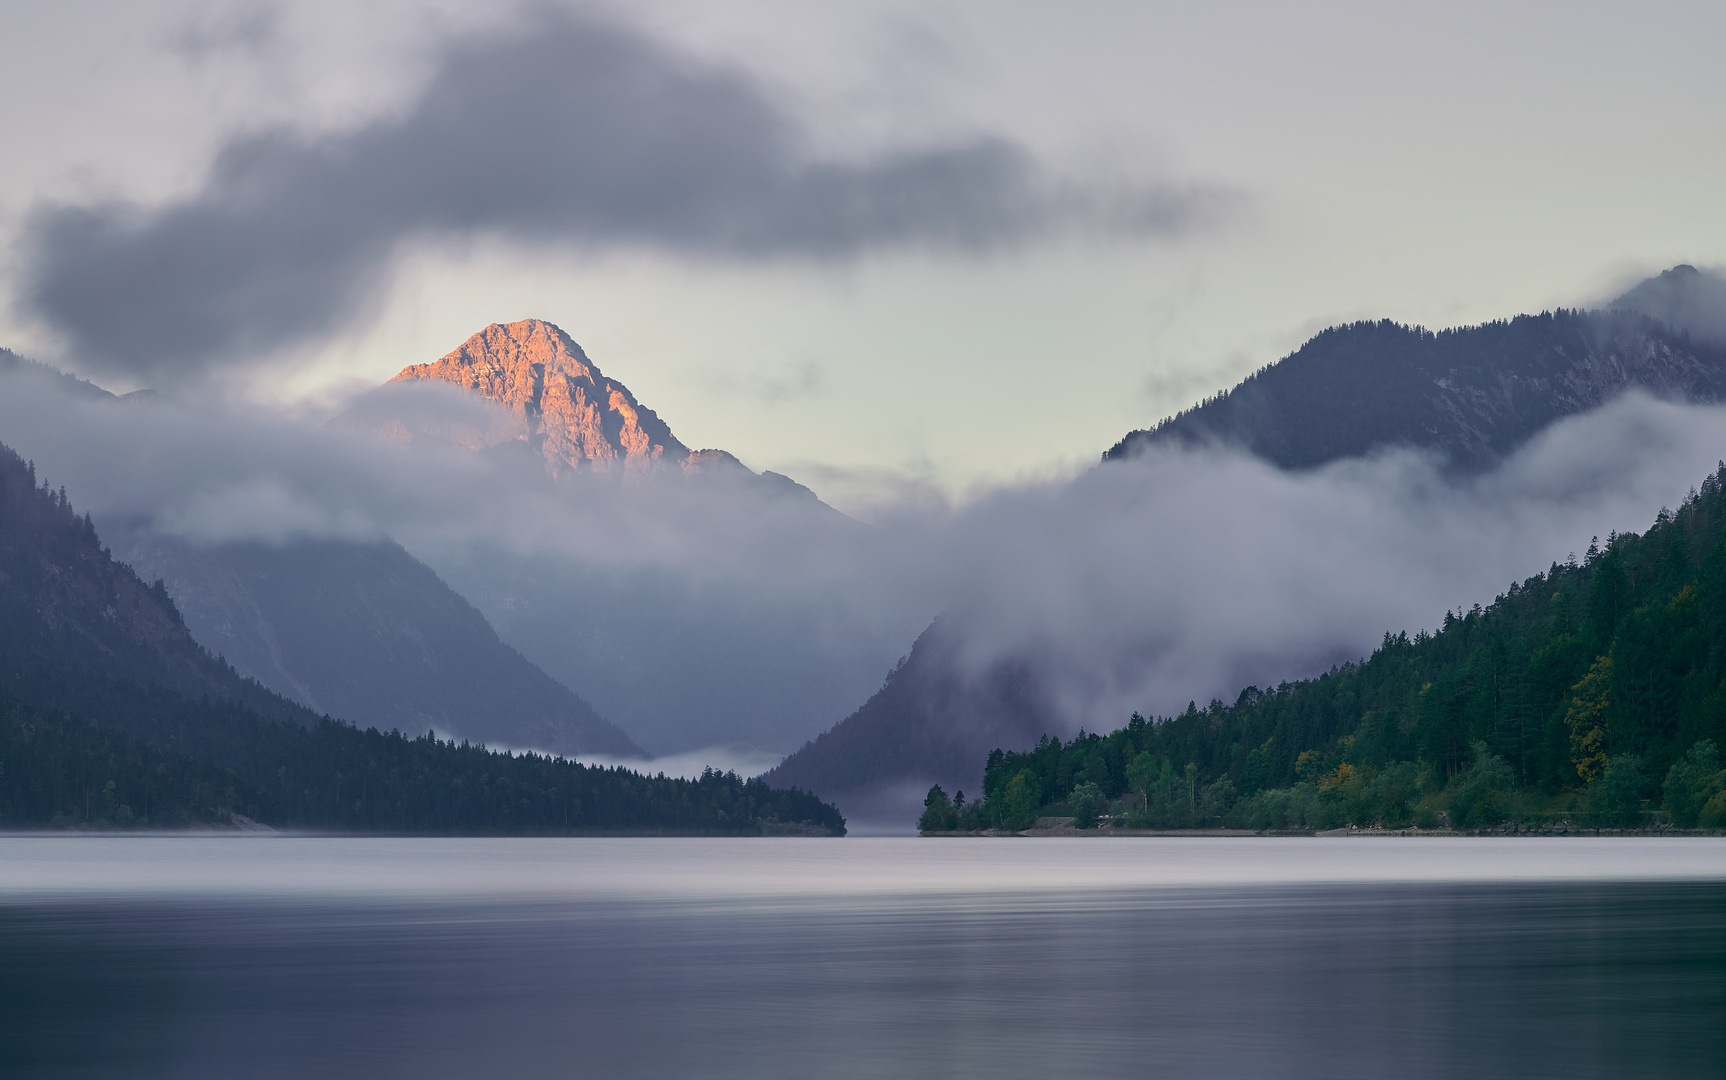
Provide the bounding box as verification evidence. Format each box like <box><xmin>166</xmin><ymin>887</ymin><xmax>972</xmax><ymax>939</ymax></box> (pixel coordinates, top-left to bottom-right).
<box><xmin>2</xmin><ymin>1</ymin><xmax>1725</xmax><ymax>509</ymax></box>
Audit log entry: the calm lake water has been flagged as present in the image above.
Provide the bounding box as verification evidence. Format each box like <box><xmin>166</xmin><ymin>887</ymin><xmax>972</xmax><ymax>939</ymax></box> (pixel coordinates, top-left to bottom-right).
<box><xmin>3</xmin><ymin>836</ymin><xmax>1724</xmax><ymax>1079</ymax></box>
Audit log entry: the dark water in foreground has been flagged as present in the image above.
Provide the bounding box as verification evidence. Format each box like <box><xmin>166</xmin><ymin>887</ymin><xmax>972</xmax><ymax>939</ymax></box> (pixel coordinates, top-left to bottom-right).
<box><xmin>2</xmin><ymin>837</ymin><xmax>1724</xmax><ymax>1079</ymax></box>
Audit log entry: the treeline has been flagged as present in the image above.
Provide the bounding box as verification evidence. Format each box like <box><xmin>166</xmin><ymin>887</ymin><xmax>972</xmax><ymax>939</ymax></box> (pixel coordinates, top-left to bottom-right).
<box><xmin>0</xmin><ymin>672</ymin><xmax>844</xmax><ymax>834</ymax></box>
<box><xmin>0</xmin><ymin>440</ymin><xmax>844</xmax><ymax>835</ymax></box>
<box><xmin>925</xmin><ymin>463</ymin><xmax>1726</xmax><ymax>833</ymax></box>
<box><xmin>0</xmin><ymin>697</ymin><xmax>274</xmax><ymax>828</ymax></box>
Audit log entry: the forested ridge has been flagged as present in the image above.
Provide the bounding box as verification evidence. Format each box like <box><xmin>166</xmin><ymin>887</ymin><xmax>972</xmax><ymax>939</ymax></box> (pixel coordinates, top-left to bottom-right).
<box><xmin>927</xmin><ymin>463</ymin><xmax>1726</xmax><ymax>833</ymax></box>
<box><xmin>0</xmin><ymin>441</ymin><xmax>843</xmax><ymax>834</ymax></box>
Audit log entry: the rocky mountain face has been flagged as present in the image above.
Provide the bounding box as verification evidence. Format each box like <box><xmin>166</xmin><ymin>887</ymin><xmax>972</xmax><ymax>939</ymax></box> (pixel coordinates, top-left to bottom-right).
<box><xmin>773</xmin><ymin>270</ymin><xmax>1726</xmax><ymax>823</ymax></box>
<box><xmin>1104</xmin><ymin>309</ymin><xmax>1726</xmax><ymax>470</ymax></box>
<box><xmin>105</xmin><ymin>530</ymin><xmax>644</xmax><ymax>759</ymax></box>
<box><xmin>355</xmin><ymin>318</ymin><xmax>827</xmax><ymax>501</ymax></box>
<box><xmin>385</xmin><ymin>319</ymin><xmax>689</xmax><ymax>476</ymax></box>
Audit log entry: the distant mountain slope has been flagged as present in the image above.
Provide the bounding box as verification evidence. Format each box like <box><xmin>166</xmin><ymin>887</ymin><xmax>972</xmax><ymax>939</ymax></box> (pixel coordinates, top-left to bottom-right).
<box><xmin>1610</xmin><ymin>264</ymin><xmax>1726</xmax><ymax>346</ymax></box>
<box><xmin>760</xmin><ymin>620</ymin><xmax>1056</xmax><ymax>810</ymax></box>
<box><xmin>0</xmin><ymin>445</ymin><xmax>302</xmax><ymax>725</ymax></box>
<box><xmin>772</xmin><ymin>274</ymin><xmax>1726</xmax><ymax>820</ymax></box>
<box><xmin>1104</xmin><ymin>310</ymin><xmax>1726</xmax><ymax>470</ymax></box>
<box><xmin>0</xmin><ymin>347</ymin><xmax>117</xmax><ymax>401</ymax></box>
<box><xmin>105</xmin><ymin>531</ymin><xmax>644</xmax><ymax>758</ymax></box>
<box><xmin>0</xmin><ymin>440</ymin><xmax>843</xmax><ymax>834</ymax></box>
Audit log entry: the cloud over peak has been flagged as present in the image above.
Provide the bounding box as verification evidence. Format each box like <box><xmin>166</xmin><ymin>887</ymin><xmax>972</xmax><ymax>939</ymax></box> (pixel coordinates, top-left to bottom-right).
<box><xmin>23</xmin><ymin>10</ymin><xmax>1229</xmax><ymax>383</ymax></box>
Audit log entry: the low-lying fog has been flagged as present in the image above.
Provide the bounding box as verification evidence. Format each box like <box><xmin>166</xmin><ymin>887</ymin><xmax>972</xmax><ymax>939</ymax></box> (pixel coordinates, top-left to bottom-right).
<box><xmin>2</xmin><ymin>365</ymin><xmax>1722</xmax><ymax>769</ymax></box>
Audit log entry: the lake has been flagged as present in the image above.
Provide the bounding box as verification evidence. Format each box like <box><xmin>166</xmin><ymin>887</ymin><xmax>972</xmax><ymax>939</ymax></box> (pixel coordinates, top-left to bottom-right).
<box><xmin>3</xmin><ymin>836</ymin><xmax>1724</xmax><ymax>1078</ymax></box>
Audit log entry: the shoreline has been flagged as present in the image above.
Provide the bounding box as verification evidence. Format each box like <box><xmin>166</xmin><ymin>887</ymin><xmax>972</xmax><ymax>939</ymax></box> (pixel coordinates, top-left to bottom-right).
<box><xmin>923</xmin><ymin>817</ymin><xmax>1725</xmax><ymax>838</ymax></box>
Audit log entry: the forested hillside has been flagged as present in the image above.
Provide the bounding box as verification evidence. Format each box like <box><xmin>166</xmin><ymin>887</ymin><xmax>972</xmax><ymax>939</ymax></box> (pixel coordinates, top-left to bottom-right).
<box><xmin>0</xmin><ymin>442</ymin><xmax>843</xmax><ymax>834</ymax></box>
<box><xmin>934</xmin><ymin>464</ymin><xmax>1726</xmax><ymax>833</ymax></box>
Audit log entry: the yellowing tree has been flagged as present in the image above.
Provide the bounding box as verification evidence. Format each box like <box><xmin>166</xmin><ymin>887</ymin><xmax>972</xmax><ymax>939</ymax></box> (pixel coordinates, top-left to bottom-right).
<box><xmin>1565</xmin><ymin>655</ymin><xmax>1613</xmax><ymax>783</ymax></box>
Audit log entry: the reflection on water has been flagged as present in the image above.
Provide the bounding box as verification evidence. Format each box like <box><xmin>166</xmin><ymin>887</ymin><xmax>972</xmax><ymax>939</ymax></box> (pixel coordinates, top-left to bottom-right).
<box><xmin>2</xmin><ymin>838</ymin><xmax>1724</xmax><ymax>1079</ymax></box>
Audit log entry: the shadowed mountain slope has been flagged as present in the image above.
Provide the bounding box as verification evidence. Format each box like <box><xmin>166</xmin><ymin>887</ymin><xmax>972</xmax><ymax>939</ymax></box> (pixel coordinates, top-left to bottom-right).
<box><xmin>0</xmin><ymin>440</ymin><xmax>842</xmax><ymax>834</ymax></box>
<box><xmin>1105</xmin><ymin>310</ymin><xmax>1726</xmax><ymax>471</ymax></box>
<box><xmin>0</xmin><ymin>346</ymin><xmax>645</xmax><ymax>760</ymax></box>
<box><xmin>1610</xmin><ymin>264</ymin><xmax>1726</xmax><ymax>346</ymax></box>
<box><xmin>760</xmin><ymin>620</ymin><xmax>1057</xmax><ymax>812</ymax></box>
<box><xmin>106</xmin><ymin>531</ymin><xmax>643</xmax><ymax>759</ymax></box>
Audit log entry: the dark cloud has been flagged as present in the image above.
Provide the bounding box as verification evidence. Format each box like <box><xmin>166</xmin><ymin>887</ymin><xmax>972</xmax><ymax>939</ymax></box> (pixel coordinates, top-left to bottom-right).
<box><xmin>23</xmin><ymin>10</ymin><xmax>1229</xmax><ymax>382</ymax></box>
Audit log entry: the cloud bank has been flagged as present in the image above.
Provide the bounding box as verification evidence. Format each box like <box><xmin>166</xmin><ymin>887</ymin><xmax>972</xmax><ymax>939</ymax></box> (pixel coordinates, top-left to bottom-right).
<box><xmin>0</xmin><ymin>366</ymin><xmax>1719</xmax><ymax>756</ymax></box>
<box><xmin>932</xmin><ymin>392</ymin><xmax>1726</xmax><ymax>728</ymax></box>
<box><xmin>22</xmin><ymin>9</ymin><xmax>1226</xmax><ymax>383</ymax></box>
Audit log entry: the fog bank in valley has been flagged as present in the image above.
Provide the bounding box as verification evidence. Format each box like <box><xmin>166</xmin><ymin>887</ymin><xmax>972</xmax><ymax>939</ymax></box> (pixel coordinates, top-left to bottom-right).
<box><xmin>0</xmin><ymin>366</ymin><xmax>1719</xmax><ymax>764</ymax></box>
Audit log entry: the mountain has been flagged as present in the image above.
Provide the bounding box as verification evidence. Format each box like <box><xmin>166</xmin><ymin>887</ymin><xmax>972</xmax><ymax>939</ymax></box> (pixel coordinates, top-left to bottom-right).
<box><xmin>384</xmin><ymin>319</ymin><xmax>689</xmax><ymax>476</ymax></box>
<box><xmin>340</xmin><ymin>317</ymin><xmax>906</xmax><ymax>758</ymax></box>
<box><xmin>0</xmin><ymin>439</ymin><xmax>844</xmax><ymax>834</ymax></box>
<box><xmin>365</xmin><ymin>317</ymin><xmax>823</xmax><ymax>498</ymax></box>
<box><xmin>761</xmin><ymin>620</ymin><xmax>1058</xmax><ymax>819</ymax></box>
<box><xmin>0</xmin><ymin>346</ymin><xmax>117</xmax><ymax>402</ymax></box>
<box><xmin>770</xmin><ymin>277</ymin><xmax>1726</xmax><ymax>821</ymax></box>
<box><xmin>0</xmin><ymin>346</ymin><xmax>644</xmax><ymax>760</ymax></box>
<box><xmin>1105</xmin><ymin>309</ymin><xmax>1726</xmax><ymax>470</ymax></box>
<box><xmin>105</xmin><ymin>530</ymin><xmax>643</xmax><ymax>758</ymax></box>
<box><xmin>1610</xmin><ymin>264</ymin><xmax>1726</xmax><ymax>346</ymax></box>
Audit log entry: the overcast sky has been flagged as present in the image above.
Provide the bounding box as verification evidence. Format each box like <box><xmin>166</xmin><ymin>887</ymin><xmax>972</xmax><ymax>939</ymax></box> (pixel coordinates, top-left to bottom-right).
<box><xmin>2</xmin><ymin>0</ymin><xmax>1723</xmax><ymax>509</ymax></box>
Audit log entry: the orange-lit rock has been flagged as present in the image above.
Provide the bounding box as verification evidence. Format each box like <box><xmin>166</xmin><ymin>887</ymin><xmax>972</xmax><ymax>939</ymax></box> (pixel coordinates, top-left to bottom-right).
<box><xmin>389</xmin><ymin>319</ymin><xmax>688</xmax><ymax>477</ymax></box>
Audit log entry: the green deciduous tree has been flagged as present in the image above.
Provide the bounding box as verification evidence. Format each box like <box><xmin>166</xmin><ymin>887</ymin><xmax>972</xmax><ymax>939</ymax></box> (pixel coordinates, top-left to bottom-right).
<box><xmin>1590</xmin><ymin>754</ymin><xmax>1648</xmax><ymax>829</ymax></box>
<box><xmin>918</xmin><ymin>785</ymin><xmax>957</xmax><ymax>832</ymax></box>
<box><xmin>1662</xmin><ymin>741</ymin><xmax>1724</xmax><ymax>828</ymax></box>
<box><xmin>1069</xmin><ymin>782</ymin><xmax>1104</xmax><ymax>829</ymax></box>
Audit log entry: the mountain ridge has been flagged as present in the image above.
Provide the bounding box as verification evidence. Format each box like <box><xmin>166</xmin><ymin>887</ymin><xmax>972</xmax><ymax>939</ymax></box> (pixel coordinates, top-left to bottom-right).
<box><xmin>1105</xmin><ymin>309</ymin><xmax>1726</xmax><ymax>470</ymax></box>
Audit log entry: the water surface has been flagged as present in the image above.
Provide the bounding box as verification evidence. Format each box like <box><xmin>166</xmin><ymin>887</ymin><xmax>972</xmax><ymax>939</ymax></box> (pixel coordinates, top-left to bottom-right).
<box><xmin>3</xmin><ymin>837</ymin><xmax>1723</xmax><ymax>1078</ymax></box>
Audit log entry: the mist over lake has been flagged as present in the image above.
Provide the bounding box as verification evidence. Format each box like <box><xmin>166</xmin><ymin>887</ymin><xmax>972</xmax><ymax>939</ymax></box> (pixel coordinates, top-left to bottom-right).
<box><xmin>5</xmin><ymin>836</ymin><xmax>1725</xmax><ymax>1079</ymax></box>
